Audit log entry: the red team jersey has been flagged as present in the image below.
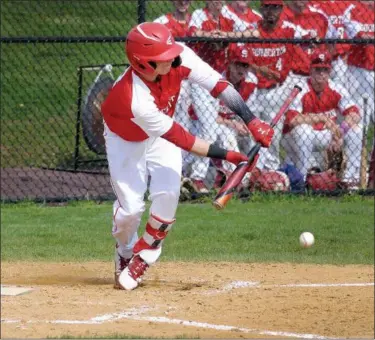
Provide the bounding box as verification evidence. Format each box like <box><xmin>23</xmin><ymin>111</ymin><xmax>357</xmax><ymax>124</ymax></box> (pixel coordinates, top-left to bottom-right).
<box><xmin>154</xmin><ymin>13</ymin><xmax>191</xmax><ymax>37</ymax></box>
<box><xmin>247</xmin><ymin>20</ymin><xmax>297</xmax><ymax>89</ymax></box>
<box><xmin>283</xmin><ymin>79</ymin><xmax>359</xmax><ymax>134</ymax></box>
<box><xmin>309</xmin><ymin>0</ymin><xmax>355</xmax><ymax>57</ymax></box>
<box><xmin>221</xmin><ymin>4</ymin><xmax>261</xmax><ymax>31</ymax></box>
<box><xmin>101</xmin><ymin>44</ymin><xmax>228</xmax><ymax>142</ymax></box>
<box><xmin>345</xmin><ymin>2</ymin><xmax>375</xmax><ymax>71</ymax></box>
<box><xmin>281</xmin><ymin>5</ymin><xmax>330</xmax><ymax>75</ymax></box>
<box><xmin>188</xmin><ymin>8</ymin><xmax>234</xmax><ymax>73</ymax></box>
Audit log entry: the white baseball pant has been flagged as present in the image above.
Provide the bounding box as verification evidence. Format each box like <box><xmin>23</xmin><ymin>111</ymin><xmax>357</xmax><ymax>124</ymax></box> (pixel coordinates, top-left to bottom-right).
<box><xmin>282</xmin><ymin>124</ymin><xmax>363</xmax><ymax>182</ymax></box>
<box><xmin>189</xmin><ymin>83</ymin><xmax>220</xmax><ymax>181</ymax></box>
<box><xmin>249</xmin><ymin>77</ymin><xmax>295</xmax><ymax>170</ymax></box>
<box><xmin>347</xmin><ymin>66</ymin><xmax>375</xmax><ymax>125</ymax></box>
<box><xmin>216</xmin><ymin>121</ymin><xmax>254</xmax><ymax>173</ymax></box>
<box><xmin>174</xmin><ymin>80</ymin><xmax>192</xmax><ymax>129</ymax></box>
<box><xmin>331</xmin><ymin>56</ymin><xmax>349</xmax><ymax>88</ymax></box>
<box><xmin>104</xmin><ymin>124</ymin><xmax>182</xmax><ymax>259</ymax></box>
<box><xmin>173</xmin><ymin>80</ymin><xmax>199</xmax><ymax>177</ymax></box>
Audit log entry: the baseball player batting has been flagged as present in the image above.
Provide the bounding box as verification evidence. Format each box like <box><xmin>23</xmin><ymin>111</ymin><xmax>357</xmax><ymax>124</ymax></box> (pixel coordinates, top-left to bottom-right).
<box><xmin>101</xmin><ymin>22</ymin><xmax>274</xmax><ymax>291</ymax></box>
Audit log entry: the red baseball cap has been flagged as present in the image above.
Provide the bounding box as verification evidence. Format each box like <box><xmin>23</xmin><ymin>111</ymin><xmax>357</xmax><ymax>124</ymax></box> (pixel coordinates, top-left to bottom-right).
<box><xmin>261</xmin><ymin>0</ymin><xmax>284</xmax><ymax>5</ymax></box>
<box><xmin>310</xmin><ymin>49</ymin><xmax>332</xmax><ymax>69</ymax></box>
<box><xmin>228</xmin><ymin>44</ymin><xmax>252</xmax><ymax>64</ymax></box>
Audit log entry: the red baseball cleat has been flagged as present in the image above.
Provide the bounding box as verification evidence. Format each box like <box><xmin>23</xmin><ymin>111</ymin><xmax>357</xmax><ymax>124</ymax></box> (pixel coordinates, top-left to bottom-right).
<box><xmin>114</xmin><ymin>245</ymin><xmax>131</xmax><ymax>290</ymax></box>
<box><xmin>118</xmin><ymin>255</ymin><xmax>149</xmax><ymax>290</ymax></box>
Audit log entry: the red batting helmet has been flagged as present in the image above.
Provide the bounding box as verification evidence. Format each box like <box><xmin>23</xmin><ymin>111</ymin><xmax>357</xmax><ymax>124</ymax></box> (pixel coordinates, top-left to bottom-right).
<box><xmin>126</xmin><ymin>22</ymin><xmax>184</xmax><ymax>75</ymax></box>
<box><xmin>310</xmin><ymin>49</ymin><xmax>332</xmax><ymax>70</ymax></box>
<box><xmin>228</xmin><ymin>44</ymin><xmax>252</xmax><ymax>65</ymax></box>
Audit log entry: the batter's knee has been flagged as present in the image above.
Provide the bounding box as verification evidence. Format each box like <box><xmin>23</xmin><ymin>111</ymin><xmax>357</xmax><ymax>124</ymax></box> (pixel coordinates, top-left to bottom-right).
<box><xmin>112</xmin><ymin>200</ymin><xmax>145</xmax><ymax>236</ymax></box>
<box><xmin>150</xmin><ymin>189</ymin><xmax>180</xmax><ymax>221</ymax></box>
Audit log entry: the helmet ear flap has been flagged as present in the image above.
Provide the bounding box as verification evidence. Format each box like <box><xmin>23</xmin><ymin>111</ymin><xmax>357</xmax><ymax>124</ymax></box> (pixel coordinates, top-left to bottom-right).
<box><xmin>172</xmin><ymin>56</ymin><xmax>182</xmax><ymax>68</ymax></box>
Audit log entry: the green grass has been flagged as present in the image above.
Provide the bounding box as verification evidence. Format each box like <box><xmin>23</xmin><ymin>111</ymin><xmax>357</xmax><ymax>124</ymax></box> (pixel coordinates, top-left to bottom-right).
<box><xmin>1</xmin><ymin>196</ymin><xmax>374</xmax><ymax>265</ymax></box>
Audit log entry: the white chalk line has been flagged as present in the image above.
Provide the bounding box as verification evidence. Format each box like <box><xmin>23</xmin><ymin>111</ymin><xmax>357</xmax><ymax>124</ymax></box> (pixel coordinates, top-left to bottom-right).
<box><xmin>2</xmin><ymin>281</ymin><xmax>373</xmax><ymax>339</ymax></box>
<box><xmin>125</xmin><ymin>315</ymin><xmax>341</xmax><ymax>340</ymax></box>
<box><xmin>1</xmin><ymin>314</ymin><xmax>340</xmax><ymax>339</ymax></box>
<box><xmin>2</xmin><ymin>305</ymin><xmax>340</xmax><ymax>339</ymax></box>
<box><xmin>1</xmin><ymin>306</ymin><xmax>153</xmax><ymax>325</ymax></box>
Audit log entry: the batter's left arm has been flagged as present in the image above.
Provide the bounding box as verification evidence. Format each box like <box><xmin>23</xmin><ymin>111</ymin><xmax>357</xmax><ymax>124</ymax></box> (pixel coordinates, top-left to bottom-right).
<box><xmin>180</xmin><ymin>44</ymin><xmax>274</xmax><ymax>147</ymax></box>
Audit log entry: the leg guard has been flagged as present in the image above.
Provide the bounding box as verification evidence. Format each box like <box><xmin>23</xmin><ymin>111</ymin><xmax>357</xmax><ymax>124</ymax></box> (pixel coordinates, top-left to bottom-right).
<box><xmin>133</xmin><ymin>214</ymin><xmax>175</xmax><ymax>265</ymax></box>
<box><xmin>118</xmin><ymin>214</ymin><xmax>175</xmax><ymax>290</ymax></box>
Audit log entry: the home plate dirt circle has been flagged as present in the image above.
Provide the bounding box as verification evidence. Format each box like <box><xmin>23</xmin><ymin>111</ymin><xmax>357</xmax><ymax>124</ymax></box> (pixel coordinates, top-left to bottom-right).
<box><xmin>1</xmin><ymin>262</ymin><xmax>374</xmax><ymax>339</ymax></box>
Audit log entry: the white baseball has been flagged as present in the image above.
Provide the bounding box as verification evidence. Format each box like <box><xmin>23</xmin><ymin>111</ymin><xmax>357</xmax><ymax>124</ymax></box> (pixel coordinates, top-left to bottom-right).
<box><xmin>299</xmin><ymin>232</ymin><xmax>315</xmax><ymax>248</ymax></box>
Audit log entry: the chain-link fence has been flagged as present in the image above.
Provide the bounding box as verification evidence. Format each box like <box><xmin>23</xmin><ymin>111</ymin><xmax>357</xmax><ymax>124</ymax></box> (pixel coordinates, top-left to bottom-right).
<box><xmin>1</xmin><ymin>0</ymin><xmax>374</xmax><ymax>202</ymax></box>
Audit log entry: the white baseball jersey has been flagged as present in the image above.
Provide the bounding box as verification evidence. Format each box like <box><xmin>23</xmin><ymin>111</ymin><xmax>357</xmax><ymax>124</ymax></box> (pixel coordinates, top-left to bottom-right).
<box><xmin>221</xmin><ymin>4</ymin><xmax>261</xmax><ymax>32</ymax></box>
<box><xmin>102</xmin><ymin>44</ymin><xmax>228</xmax><ymax>143</ymax></box>
<box><xmin>154</xmin><ymin>13</ymin><xmax>191</xmax><ymax>37</ymax></box>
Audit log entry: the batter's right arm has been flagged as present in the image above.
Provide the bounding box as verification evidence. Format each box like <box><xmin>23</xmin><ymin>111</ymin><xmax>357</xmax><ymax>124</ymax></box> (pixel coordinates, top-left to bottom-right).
<box><xmin>161</xmin><ymin>122</ymin><xmax>248</xmax><ymax>166</ymax></box>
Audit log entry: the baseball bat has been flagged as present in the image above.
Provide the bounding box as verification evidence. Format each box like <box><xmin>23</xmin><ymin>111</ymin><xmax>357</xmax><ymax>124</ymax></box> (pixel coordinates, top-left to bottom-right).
<box><xmin>213</xmin><ymin>85</ymin><xmax>302</xmax><ymax>210</ymax></box>
<box><xmin>360</xmin><ymin>94</ymin><xmax>369</xmax><ymax>189</ymax></box>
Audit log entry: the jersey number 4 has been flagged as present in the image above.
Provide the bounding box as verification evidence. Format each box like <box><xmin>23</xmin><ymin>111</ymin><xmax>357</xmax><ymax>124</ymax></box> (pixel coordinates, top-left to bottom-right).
<box><xmin>276</xmin><ymin>58</ymin><xmax>283</xmax><ymax>71</ymax></box>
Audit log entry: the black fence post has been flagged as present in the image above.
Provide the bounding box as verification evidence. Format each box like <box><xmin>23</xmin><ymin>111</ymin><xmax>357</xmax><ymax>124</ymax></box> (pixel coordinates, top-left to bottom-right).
<box><xmin>138</xmin><ymin>0</ymin><xmax>147</xmax><ymax>23</ymax></box>
<box><xmin>73</xmin><ymin>67</ymin><xmax>84</xmax><ymax>171</ymax></box>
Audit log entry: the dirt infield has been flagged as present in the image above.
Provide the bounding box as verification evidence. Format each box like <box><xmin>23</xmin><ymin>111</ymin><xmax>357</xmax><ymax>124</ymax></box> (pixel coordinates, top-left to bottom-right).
<box><xmin>1</xmin><ymin>262</ymin><xmax>374</xmax><ymax>339</ymax></box>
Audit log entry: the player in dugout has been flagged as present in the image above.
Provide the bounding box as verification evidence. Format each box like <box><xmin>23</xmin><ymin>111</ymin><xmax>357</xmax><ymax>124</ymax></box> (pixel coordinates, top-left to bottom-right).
<box><xmin>281</xmin><ymin>0</ymin><xmax>339</xmax><ymax>85</ymax></box>
<box><xmin>281</xmin><ymin>49</ymin><xmax>362</xmax><ymax>190</ymax></box>
<box><xmin>101</xmin><ymin>22</ymin><xmax>274</xmax><ymax>290</ymax></box>
<box><xmin>245</xmin><ymin>0</ymin><xmax>310</xmax><ymax>171</ymax></box>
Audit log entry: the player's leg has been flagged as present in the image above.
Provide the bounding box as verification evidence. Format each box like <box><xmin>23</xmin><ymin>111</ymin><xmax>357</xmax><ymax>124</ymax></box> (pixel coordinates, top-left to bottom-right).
<box><xmin>189</xmin><ymin>83</ymin><xmax>220</xmax><ymax>192</ymax></box>
<box><xmin>118</xmin><ymin>137</ymin><xmax>182</xmax><ymax>290</ymax></box>
<box><xmin>217</xmin><ymin>123</ymin><xmax>240</xmax><ymax>172</ymax></box>
<box><xmin>104</xmin><ymin>124</ymin><xmax>148</xmax><ymax>289</ymax></box>
<box><xmin>359</xmin><ymin>68</ymin><xmax>375</xmax><ymax>124</ymax></box>
<box><xmin>174</xmin><ymin>80</ymin><xmax>192</xmax><ymax>129</ymax></box>
<box><xmin>247</xmin><ymin>88</ymin><xmax>268</xmax><ymax>166</ymax></box>
<box><xmin>368</xmin><ymin>139</ymin><xmax>375</xmax><ymax>189</ymax></box>
<box><xmin>347</xmin><ymin>66</ymin><xmax>375</xmax><ymax>125</ymax></box>
<box><xmin>331</xmin><ymin>56</ymin><xmax>348</xmax><ymax>88</ymax></box>
<box><xmin>211</xmin><ymin>122</ymin><xmax>240</xmax><ymax>189</ymax></box>
<box><xmin>342</xmin><ymin>125</ymin><xmax>363</xmax><ymax>185</ymax></box>
<box><xmin>256</xmin><ymin>85</ymin><xmax>289</xmax><ymax>170</ymax></box>
<box><xmin>284</xmin><ymin>124</ymin><xmax>331</xmax><ymax>178</ymax></box>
